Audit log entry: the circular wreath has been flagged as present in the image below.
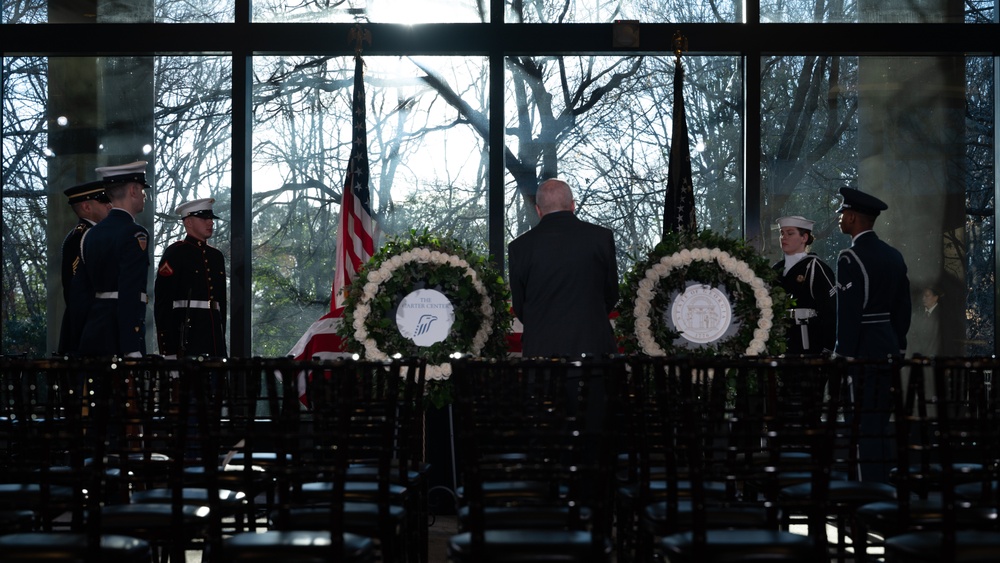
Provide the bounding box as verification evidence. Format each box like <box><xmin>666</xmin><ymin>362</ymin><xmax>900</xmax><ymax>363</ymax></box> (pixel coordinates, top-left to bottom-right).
<box><xmin>338</xmin><ymin>230</ymin><xmax>513</xmax><ymax>383</ymax></box>
<box><xmin>617</xmin><ymin>229</ymin><xmax>791</xmax><ymax>357</ymax></box>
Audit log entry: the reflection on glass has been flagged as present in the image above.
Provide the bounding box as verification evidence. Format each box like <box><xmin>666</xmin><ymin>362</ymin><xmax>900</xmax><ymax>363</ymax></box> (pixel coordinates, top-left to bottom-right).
<box><xmin>254</xmin><ymin>0</ymin><xmax>486</xmax><ymax>23</ymax></box>
<box><xmin>0</xmin><ymin>55</ymin><xmax>232</xmax><ymax>356</ymax></box>
<box><xmin>2</xmin><ymin>0</ymin><xmax>235</xmax><ymax>23</ymax></box>
<box><xmin>504</xmin><ymin>55</ymin><xmax>742</xmax><ymax>277</ymax></box>
<box><xmin>506</xmin><ymin>0</ymin><xmax>737</xmax><ymax>23</ymax></box>
<box><xmin>760</xmin><ymin>55</ymin><xmax>995</xmax><ymax>355</ymax></box>
<box><xmin>760</xmin><ymin>0</ymin><xmax>992</xmax><ymax>23</ymax></box>
<box><xmin>250</xmin><ymin>55</ymin><xmax>488</xmax><ymax>356</ymax></box>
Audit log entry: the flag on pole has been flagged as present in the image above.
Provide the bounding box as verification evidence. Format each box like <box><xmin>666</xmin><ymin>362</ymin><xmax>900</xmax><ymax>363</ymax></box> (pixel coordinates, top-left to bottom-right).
<box><xmin>288</xmin><ymin>53</ymin><xmax>376</xmax><ymax>374</ymax></box>
<box><xmin>662</xmin><ymin>57</ymin><xmax>697</xmax><ymax>240</ymax></box>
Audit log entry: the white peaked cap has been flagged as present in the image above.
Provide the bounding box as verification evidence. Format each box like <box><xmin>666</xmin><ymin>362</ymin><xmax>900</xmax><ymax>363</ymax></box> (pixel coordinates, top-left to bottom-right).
<box><xmin>175</xmin><ymin>198</ymin><xmax>220</xmax><ymax>219</ymax></box>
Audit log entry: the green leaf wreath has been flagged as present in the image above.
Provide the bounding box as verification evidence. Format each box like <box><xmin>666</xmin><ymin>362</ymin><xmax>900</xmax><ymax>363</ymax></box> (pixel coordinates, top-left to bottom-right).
<box><xmin>337</xmin><ymin>229</ymin><xmax>513</xmax><ymax>404</ymax></box>
<box><xmin>617</xmin><ymin>229</ymin><xmax>791</xmax><ymax>357</ymax></box>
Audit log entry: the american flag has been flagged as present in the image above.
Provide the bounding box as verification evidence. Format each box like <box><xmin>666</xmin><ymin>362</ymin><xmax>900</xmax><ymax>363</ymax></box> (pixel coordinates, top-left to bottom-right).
<box><xmin>662</xmin><ymin>59</ymin><xmax>697</xmax><ymax>239</ymax></box>
<box><xmin>288</xmin><ymin>55</ymin><xmax>376</xmax><ymax>373</ymax></box>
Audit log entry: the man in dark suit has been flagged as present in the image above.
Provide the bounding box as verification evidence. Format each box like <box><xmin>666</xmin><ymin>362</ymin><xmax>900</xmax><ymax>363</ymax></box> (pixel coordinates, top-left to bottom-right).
<box><xmin>57</xmin><ymin>180</ymin><xmax>111</xmax><ymax>355</ymax></box>
<box><xmin>834</xmin><ymin>186</ymin><xmax>911</xmax><ymax>482</ymax></box>
<box><xmin>154</xmin><ymin>197</ymin><xmax>227</xmax><ymax>358</ymax></box>
<box><xmin>508</xmin><ymin>178</ymin><xmax>619</xmax><ymax>358</ymax></box>
<box><xmin>78</xmin><ymin>161</ymin><xmax>151</xmax><ymax>357</ymax></box>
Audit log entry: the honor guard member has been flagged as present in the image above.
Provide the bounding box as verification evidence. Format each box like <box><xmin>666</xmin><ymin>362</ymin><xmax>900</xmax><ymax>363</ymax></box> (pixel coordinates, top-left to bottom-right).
<box><xmin>773</xmin><ymin>215</ymin><xmax>836</xmax><ymax>355</ymax></box>
<box><xmin>835</xmin><ymin>186</ymin><xmax>911</xmax><ymax>482</ymax></box>
<box><xmin>57</xmin><ymin>180</ymin><xmax>112</xmax><ymax>354</ymax></box>
<box><xmin>154</xmin><ymin>198</ymin><xmax>227</xmax><ymax>358</ymax></box>
<box><xmin>77</xmin><ymin>161</ymin><xmax>151</xmax><ymax>357</ymax></box>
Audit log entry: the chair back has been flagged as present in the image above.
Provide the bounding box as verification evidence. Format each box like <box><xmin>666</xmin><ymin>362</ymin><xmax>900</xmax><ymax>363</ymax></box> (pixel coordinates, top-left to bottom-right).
<box><xmin>450</xmin><ymin>357</ymin><xmax>620</xmax><ymax>557</ymax></box>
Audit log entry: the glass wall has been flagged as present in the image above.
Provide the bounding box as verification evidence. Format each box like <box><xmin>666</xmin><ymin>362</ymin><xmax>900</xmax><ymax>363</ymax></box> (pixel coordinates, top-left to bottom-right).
<box><xmin>760</xmin><ymin>54</ymin><xmax>996</xmax><ymax>355</ymax></box>
<box><xmin>250</xmin><ymin>55</ymin><xmax>489</xmax><ymax>356</ymax></box>
<box><xmin>2</xmin><ymin>0</ymin><xmax>997</xmax><ymax>357</ymax></box>
<box><xmin>2</xmin><ymin>55</ymin><xmax>232</xmax><ymax>355</ymax></box>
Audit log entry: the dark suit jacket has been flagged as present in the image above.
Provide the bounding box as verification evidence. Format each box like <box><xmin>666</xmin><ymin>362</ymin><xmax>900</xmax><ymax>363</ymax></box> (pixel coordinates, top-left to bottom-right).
<box><xmin>835</xmin><ymin>231</ymin><xmax>911</xmax><ymax>359</ymax></box>
<box><xmin>508</xmin><ymin>211</ymin><xmax>618</xmax><ymax>357</ymax></box>
<box><xmin>78</xmin><ymin>208</ymin><xmax>151</xmax><ymax>356</ymax></box>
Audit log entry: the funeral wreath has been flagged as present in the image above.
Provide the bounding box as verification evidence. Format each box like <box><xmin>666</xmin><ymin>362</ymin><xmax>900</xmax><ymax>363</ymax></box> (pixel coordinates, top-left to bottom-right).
<box><xmin>617</xmin><ymin>229</ymin><xmax>791</xmax><ymax>357</ymax></box>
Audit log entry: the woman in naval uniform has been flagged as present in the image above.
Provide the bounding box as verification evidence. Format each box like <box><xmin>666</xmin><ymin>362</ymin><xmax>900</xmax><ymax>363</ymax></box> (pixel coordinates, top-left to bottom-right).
<box><xmin>772</xmin><ymin>215</ymin><xmax>836</xmax><ymax>355</ymax></box>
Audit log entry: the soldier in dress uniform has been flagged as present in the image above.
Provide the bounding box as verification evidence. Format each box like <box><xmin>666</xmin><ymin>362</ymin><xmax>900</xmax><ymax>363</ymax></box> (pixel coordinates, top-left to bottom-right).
<box><xmin>772</xmin><ymin>215</ymin><xmax>836</xmax><ymax>355</ymax></box>
<box><xmin>77</xmin><ymin>161</ymin><xmax>151</xmax><ymax>357</ymax></box>
<box><xmin>154</xmin><ymin>198</ymin><xmax>227</xmax><ymax>358</ymax></box>
<box><xmin>57</xmin><ymin>181</ymin><xmax>112</xmax><ymax>354</ymax></box>
<box><xmin>834</xmin><ymin>186</ymin><xmax>911</xmax><ymax>483</ymax></box>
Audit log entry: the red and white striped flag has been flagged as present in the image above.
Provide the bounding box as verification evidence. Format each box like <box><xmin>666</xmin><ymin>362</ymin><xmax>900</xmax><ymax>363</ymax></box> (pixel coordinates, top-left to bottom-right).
<box><xmin>288</xmin><ymin>54</ymin><xmax>376</xmax><ymax>383</ymax></box>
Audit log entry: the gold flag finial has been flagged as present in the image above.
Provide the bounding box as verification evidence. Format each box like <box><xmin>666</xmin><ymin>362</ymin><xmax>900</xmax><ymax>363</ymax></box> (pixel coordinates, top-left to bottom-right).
<box><xmin>672</xmin><ymin>31</ymin><xmax>688</xmax><ymax>62</ymax></box>
<box><xmin>349</xmin><ymin>24</ymin><xmax>372</xmax><ymax>57</ymax></box>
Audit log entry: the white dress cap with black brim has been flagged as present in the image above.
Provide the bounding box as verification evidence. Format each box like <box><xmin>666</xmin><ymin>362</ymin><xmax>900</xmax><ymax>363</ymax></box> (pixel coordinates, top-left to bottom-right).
<box><xmin>95</xmin><ymin>161</ymin><xmax>149</xmax><ymax>188</ymax></box>
<box><xmin>175</xmin><ymin>197</ymin><xmax>221</xmax><ymax>220</ymax></box>
<box><xmin>776</xmin><ymin>215</ymin><xmax>815</xmax><ymax>231</ymax></box>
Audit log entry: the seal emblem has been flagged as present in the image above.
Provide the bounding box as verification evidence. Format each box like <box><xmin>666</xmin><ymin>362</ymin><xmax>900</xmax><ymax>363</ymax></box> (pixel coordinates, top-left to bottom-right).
<box><xmin>671</xmin><ymin>284</ymin><xmax>733</xmax><ymax>344</ymax></box>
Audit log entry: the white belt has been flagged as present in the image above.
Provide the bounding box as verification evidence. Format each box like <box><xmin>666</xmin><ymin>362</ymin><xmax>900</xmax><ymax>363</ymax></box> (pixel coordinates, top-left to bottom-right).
<box><xmin>96</xmin><ymin>292</ymin><xmax>148</xmax><ymax>303</ymax></box>
<box><xmin>173</xmin><ymin>300</ymin><xmax>220</xmax><ymax>311</ymax></box>
<box><xmin>788</xmin><ymin>308</ymin><xmax>817</xmax><ymax>322</ymax></box>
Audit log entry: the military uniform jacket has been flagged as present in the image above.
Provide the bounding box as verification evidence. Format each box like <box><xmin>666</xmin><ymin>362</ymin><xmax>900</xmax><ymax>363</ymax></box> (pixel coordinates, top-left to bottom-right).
<box><xmin>57</xmin><ymin>219</ymin><xmax>95</xmax><ymax>354</ymax></box>
<box><xmin>78</xmin><ymin>209</ymin><xmax>150</xmax><ymax>356</ymax></box>
<box><xmin>154</xmin><ymin>235</ymin><xmax>227</xmax><ymax>357</ymax></box>
<box><xmin>508</xmin><ymin>211</ymin><xmax>619</xmax><ymax>357</ymax></box>
<box><xmin>772</xmin><ymin>253</ymin><xmax>836</xmax><ymax>355</ymax></box>
<box><xmin>835</xmin><ymin>231</ymin><xmax>911</xmax><ymax>359</ymax></box>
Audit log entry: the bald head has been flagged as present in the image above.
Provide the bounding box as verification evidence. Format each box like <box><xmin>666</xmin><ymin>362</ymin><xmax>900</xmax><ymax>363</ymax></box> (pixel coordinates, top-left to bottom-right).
<box><xmin>535</xmin><ymin>179</ymin><xmax>575</xmax><ymax>217</ymax></box>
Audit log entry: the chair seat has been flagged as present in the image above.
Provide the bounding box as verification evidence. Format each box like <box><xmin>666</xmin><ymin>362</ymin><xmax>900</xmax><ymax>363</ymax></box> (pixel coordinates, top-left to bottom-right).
<box><xmin>657</xmin><ymin>529</ymin><xmax>818</xmax><ymax>562</ymax></box>
<box><xmin>457</xmin><ymin>504</ymin><xmax>592</xmax><ymax>530</ymax></box>
<box><xmin>641</xmin><ymin>500</ymin><xmax>771</xmax><ymax>536</ymax></box>
<box><xmin>0</xmin><ymin>532</ymin><xmax>151</xmax><ymax>563</ymax></box>
<box><xmin>884</xmin><ymin>530</ymin><xmax>1000</xmax><ymax>562</ymax></box>
<box><xmin>271</xmin><ymin>502</ymin><xmax>406</xmax><ymax>533</ymax></box>
<box><xmin>448</xmin><ymin>529</ymin><xmax>613</xmax><ymax>562</ymax></box>
<box><xmin>222</xmin><ymin>530</ymin><xmax>376</xmax><ymax>562</ymax></box>
<box><xmin>457</xmin><ymin>479</ymin><xmax>570</xmax><ymax>503</ymax></box>
<box><xmin>0</xmin><ymin>482</ymin><xmax>75</xmax><ymax>504</ymax></box>
<box><xmin>303</xmin><ymin>479</ymin><xmax>409</xmax><ymax>501</ymax></box>
<box><xmin>955</xmin><ymin>480</ymin><xmax>999</xmax><ymax>501</ymax></box>
<box><xmin>780</xmin><ymin>478</ymin><xmax>897</xmax><ymax>506</ymax></box>
<box><xmin>856</xmin><ymin>499</ymin><xmax>998</xmax><ymax>535</ymax></box>
<box><xmin>99</xmin><ymin>502</ymin><xmax>211</xmax><ymax>537</ymax></box>
<box><xmin>0</xmin><ymin>509</ymin><xmax>36</xmax><ymax>533</ymax></box>
<box><xmin>130</xmin><ymin>486</ymin><xmax>246</xmax><ymax>507</ymax></box>
<box><xmin>617</xmin><ymin>479</ymin><xmax>729</xmax><ymax>502</ymax></box>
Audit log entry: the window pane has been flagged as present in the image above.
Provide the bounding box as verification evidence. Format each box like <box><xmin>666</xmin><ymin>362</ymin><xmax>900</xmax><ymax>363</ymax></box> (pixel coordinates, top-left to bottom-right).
<box><xmin>760</xmin><ymin>54</ymin><xmax>995</xmax><ymax>355</ymax></box>
<box><xmin>2</xmin><ymin>0</ymin><xmax>234</xmax><ymax>23</ymax></box>
<box><xmin>253</xmin><ymin>0</ymin><xmax>487</xmax><ymax>23</ymax></box>
<box><xmin>760</xmin><ymin>0</ymin><xmax>993</xmax><ymax>23</ymax></box>
<box><xmin>251</xmin><ymin>55</ymin><xmax>489</xmax><ymax>357</ymax></box>
<box><xmin>504</xmin><ymin>55</ymin><xmax>743</xmax><ymax>278</ymax></box>
<box><xmin>506</xmin><ymin>0</ymin><xmax>739</xmax><ymax>23</ymax></box>
<box><xmin>1</xmin><ymin>55</ymin><xmax>232</xmax><ymax>356</ymax></box>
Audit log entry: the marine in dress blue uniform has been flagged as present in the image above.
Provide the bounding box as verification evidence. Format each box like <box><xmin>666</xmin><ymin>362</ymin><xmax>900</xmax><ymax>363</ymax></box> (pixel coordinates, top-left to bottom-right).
<box><xmin>154</xmin><ymin>198</ymin><xmax>227</xmax><ymax>358</ymax></box>
<box><xmin>772</xmin><ymin>215</ymin><xmax>837</xmax><ymax>355</ymax></box>
<box><xmin>77</xmin><ymin>161</ymin><xmax>151</xmax><ymax>357</ymax></box>
<box><xmin>834</xmin><ymin>187</ymin><xmax>911</xmax><ymax>482</ymax></box>
<box><xmin>57</xmin><ymin>181</ymin><xmax>111</xmax><ymax>355</ymax></box>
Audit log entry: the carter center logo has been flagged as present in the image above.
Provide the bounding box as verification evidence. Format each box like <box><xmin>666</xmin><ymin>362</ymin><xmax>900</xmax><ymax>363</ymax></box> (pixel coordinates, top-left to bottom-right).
<box><xmin>395</xmin><ymin>289</ymin><xmax>455</xmax><ymax>347</ymax></box>
<box><xmin>671</xmin><ymin>285</ymin><xmax>733</xmax><ymax>344</ymax></box>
